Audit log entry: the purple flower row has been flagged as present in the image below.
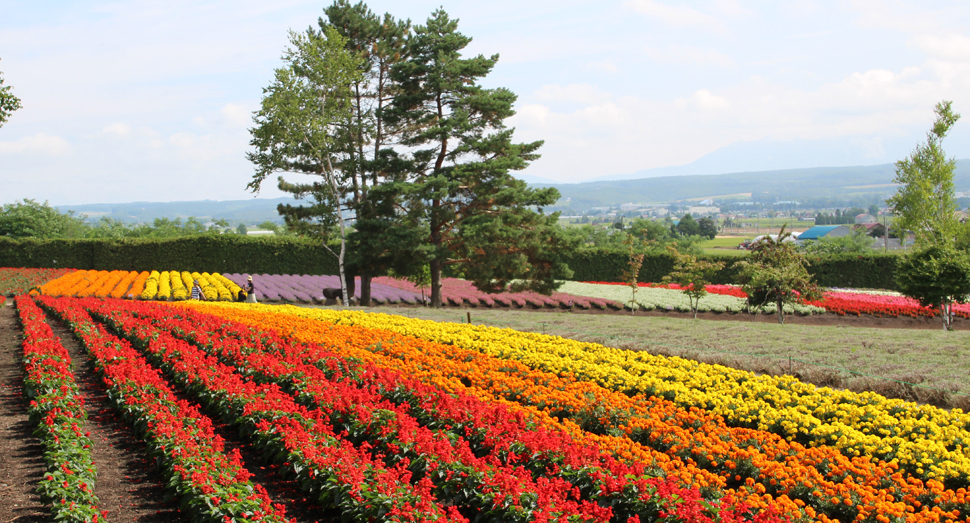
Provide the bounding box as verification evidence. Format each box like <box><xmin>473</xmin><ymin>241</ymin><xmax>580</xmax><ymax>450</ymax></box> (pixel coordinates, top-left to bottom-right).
<box><xmin>223</xmin><ymin>274</ymin><xmax>424</xmax><ymax>304</ymax></box>
<box><xmin>373</xmin><ymin>277</ymin><xmax>620</xmax><ymax>309</ymax></box>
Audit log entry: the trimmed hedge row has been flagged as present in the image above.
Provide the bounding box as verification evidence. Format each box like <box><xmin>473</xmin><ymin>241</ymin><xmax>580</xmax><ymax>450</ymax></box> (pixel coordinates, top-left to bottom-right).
<box><xmin>564</xmin><ymin>249</ymin><xmax>902</xmax><ymax>290</ymax></box>
<box><xmin>0</xmin><ymin>236</ymin><xmax>340</xmax><ymax>275</ymax></box>
<box><xmin>0</xmin><ymin>237</ymin><xmax>901</xmax><ymax>290</ymax></box>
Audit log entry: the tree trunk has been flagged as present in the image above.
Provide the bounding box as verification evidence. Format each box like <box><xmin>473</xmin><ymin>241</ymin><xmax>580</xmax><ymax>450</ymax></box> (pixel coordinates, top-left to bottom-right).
<box><xmin>359</xmin><ymin>274</ymin><xmax>372</xmax><ymax>307</ymax></box>
<box><xmin>776</xmin><ymin>297</ymin><xmax>786</xmax><ymax>324</ymax></box>
<box><xmin>942</xmin><ymin>302</ymin><xmax>953</xmax><ymax>331</ymax></box>
<box><xmin>430</xmin><ymin>258</ymin><xmax>442</xmax><ymax>308</ymax></box>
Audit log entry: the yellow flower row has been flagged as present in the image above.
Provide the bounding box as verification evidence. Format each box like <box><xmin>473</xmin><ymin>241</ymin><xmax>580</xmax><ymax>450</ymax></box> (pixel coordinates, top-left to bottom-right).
<box><xmin>255</xmin><ymin>306</ymin><xmax>970</xmax><ymax>483</ymax></box>
<box><xmin>39</xmin><ymin>269</ymin><xmax>238</xmax><ymax>301</ymax></box>
<box><xmin>174</xmin><ymin>302</ymin><xmax>970</xmax><ymax>523</ymax></box>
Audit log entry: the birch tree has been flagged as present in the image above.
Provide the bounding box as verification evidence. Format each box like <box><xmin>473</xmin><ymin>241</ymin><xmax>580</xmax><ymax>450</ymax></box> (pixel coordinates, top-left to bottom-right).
<box><xmin>0</xmin><ymin>59</ymin><xmax>22</xmax><ymax>128</ymax></box>
<box><xmin>247</xmin><ymin>27</ymin><xmax>364</xmax><ymax>306</ymax></box>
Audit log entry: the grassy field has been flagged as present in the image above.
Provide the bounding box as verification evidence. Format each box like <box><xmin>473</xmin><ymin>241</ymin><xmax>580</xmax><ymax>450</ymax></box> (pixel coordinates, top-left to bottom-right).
<box><xmin>351</xmin><ymin>305</ymin><xmax>970</xmax><ymax>409</ymax></box>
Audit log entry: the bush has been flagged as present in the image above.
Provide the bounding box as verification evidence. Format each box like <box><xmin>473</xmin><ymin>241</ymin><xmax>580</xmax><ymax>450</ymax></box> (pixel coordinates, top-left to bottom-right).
<box><xmin>0</xmin><ymin>236</ymin><xmax>340</xmax><ymax>275</ymax></box>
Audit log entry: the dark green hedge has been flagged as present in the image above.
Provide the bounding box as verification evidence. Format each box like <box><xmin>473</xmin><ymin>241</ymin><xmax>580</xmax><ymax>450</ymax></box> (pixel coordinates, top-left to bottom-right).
<box><xmin>0</xmin><ymin>237</ymin><xmax>902</xmax><ymax>289</ymax></box>
<box><xmin>562</xmin><ymin>248</ymin><xmax>903</xmax><ymax>290</ymax></box>
<box><xmin>0</xmin><ymin>236</ymin><xmax>340</xmax><ymax>275</ymax></box>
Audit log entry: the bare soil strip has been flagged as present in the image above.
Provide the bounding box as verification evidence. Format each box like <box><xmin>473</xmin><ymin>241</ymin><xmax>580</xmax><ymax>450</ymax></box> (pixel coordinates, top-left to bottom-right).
<box><xmin>0</xmin><ymin>304</ymin><xmax>47</xmax><ymax>523</ymax></box>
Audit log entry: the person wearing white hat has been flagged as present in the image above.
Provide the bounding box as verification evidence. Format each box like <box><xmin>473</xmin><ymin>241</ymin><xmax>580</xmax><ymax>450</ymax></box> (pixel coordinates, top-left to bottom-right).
<box><xmin>245</xmin><ymin>275</ymin><xmax>257</xmax><ymax>303</ymax></box>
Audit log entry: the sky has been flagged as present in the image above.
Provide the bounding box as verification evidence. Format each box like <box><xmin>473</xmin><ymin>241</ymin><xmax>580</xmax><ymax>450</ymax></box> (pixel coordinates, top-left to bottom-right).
<box><xmin>1</xmin><ymin>0</ymin><xmax>969</xmax><ymax>204</ymax></box>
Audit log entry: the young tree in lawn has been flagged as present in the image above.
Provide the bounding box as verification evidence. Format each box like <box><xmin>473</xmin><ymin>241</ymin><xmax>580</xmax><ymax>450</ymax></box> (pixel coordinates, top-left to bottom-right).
<box><xmin>247</xmin><ymin>26</ymin><xmax>364</xmax><ymax>306</ymax></box>
<box><xmin>887</xmin><ymin>101</ymin><xmax>961</xmax><ymax>249</ymax></box>
<box><xmin>619</xmin><ymin>235</ymin><xmax>645</xmax><ymax>314</ymax></box>
<box><xmin>737</xmin><ymin>226</ymin><xmax>821</xmax><ymax>324</ymax></box>
<box><xmin>0</xmin><ymin>59</ymin><xmax>22</xmax><ymax>128</ymax></box>
<box><xmin>896</xmin><ymin>245</ymin><xmax>970</xmax><ymax>331</ymax></box>
<box><xmin>662</xmin><ymin>246</ymin><xmax>725</xmax><ymax>319</ymax></box>
<box><xmin>890</xmin><ymin>101</ymin><xmax>970</xmax><ymax>330</ymax></box>
<box><xmin>322</xmin><ymin>1</ymin><xmax>411</xmax><ymax>306</ymax></box>
<box><xmin>387</xmin><ymin>8</ymin><xmax>571</xmax><ymax>307</ymax></box>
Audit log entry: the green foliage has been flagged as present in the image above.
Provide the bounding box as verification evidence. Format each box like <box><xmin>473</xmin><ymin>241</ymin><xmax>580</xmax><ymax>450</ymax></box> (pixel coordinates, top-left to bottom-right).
<box><xmin>800</xmin><ymin>227</ymin><xmax>874</xmax><ymax>255</ymax></box>
<box><xmin>697</xmin><ymin>217</ymin><xmax>717</xmax><ymax>240</ymax></box>
<box><xmin>0</xmin><ymin>59</ymin><xmax>22</xmax><ymax>127</ymax></box>
<box><xmin>806</xmin><ymin>253</ymin><xmax>899</xmax><ymax>289</ymax></box>
<box><xmin>662</xmin><ymin>246</ymin><xmax>726</xmax><ymax>318</ymax></box>
<box><xmin>387</xmin><ymin>8</ymin><xmax>565</xmax><ymax>305</ymax></box>
<box><xmin>736</xmin><ymin>227</ymin><xmax>822</xmax><ymax>324</ymax></box>
<box><xmin>0</xmin><ymin>236</ymin><xmax>340</xmax><ymax>275</ymax></box>
<box><xmin>236</xmin><ymin>223</ymin><xmax>248</xmax><ymax>235</ymax></box>
<box><xmin>887</xmin><ymin>101</ymin><xmax>961</xmax><ymax>249</ymax></box>
<box><xmin>619</xmin><ymin>236</ymin><xmax>645</xmax><ymax>313</ymax></box>
<box><xmin>676</xmin><ymin>213</ymin><xmax>700</xmax><ymax>236</ymax></box>
<box><xmin>897</xmin><ymin>245</ymin><xmax>970</xmax><ymax>331</ymax></box>
<box><xmin>248</xmin><ymin>25</ymin><xmax>364</xmax><ymax>239</ymax></box>
<box><xmin>0</xmin><ymin>199</ymin><xmax>87</xmax><ymax>239</ymax></box>
<box><xmin>257</xmin><ymin>221</ymin><xmax>280</xmax><ymax>233</ymax></box>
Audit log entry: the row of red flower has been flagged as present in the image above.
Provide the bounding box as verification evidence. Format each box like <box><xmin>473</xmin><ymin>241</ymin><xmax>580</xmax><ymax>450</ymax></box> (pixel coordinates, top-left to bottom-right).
<box><xmin>82</xmin><ymin>299</ymin><xmax>464</xmax><ymax>523</ymax></box>
<box><xmin>16</xmin><ymin>296</ymin><xmax>104</xmax><ymax>522</ymax></box>
<box><xmin>87</xmin><ymin>296</ymin><xmax>783</xmax><ymax>523</ymax></box>
<box><xmin>35</xmin><ymin>295</ymin><xmax>293</xmax><ymax>523</ymax></box>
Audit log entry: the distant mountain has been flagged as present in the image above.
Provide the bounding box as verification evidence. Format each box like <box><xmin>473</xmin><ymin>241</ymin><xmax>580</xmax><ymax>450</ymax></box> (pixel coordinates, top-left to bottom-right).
<box><xmin>57</xmin><ymin>198</ymin><xmax>298</xmax><ymax>225</ymax></box>
<box><xmin>513</xmin><ymin>173</ymin><xmax>562</xmax><ymax>185</ymax></box>
<box><xmin>589</xmin><ymin>136</ymin><xmax>930</xmax><ymax>182</ymax></box>
<box><xmin>540</xmin><ymin>160</ymin><xmax>970</xmax><ymax>210</ymax></box>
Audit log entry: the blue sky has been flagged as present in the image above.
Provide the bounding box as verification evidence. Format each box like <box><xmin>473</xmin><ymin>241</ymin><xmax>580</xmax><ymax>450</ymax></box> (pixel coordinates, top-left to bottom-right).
<box><xmin>1</xmin><ymin>0</ymin><xmax>969</xmax><ymax>204</ymax></box>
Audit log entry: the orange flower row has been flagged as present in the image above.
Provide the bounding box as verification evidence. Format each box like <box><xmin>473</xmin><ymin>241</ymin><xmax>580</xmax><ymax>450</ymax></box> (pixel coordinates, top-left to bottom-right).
<box><xmin>177</xmin><ymin>303</ymin><xmax>970</xmax><ymax>523</ymax></box>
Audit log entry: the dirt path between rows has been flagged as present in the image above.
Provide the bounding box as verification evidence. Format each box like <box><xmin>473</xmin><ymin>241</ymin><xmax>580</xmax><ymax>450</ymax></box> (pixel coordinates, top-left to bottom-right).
<box><xmin>0</xmin><ymin>304</ymin><xmax>46</xmax><ymax>523</ymax></box>
<box><xmin>50</xmin><ymin>309</ymin><xmax>335</xmax><ymax>523</ymax></box>
<box><xmin>46</xmin><ymin>316</ymin><xmax>188</xmax><ymax>523</ymax></box>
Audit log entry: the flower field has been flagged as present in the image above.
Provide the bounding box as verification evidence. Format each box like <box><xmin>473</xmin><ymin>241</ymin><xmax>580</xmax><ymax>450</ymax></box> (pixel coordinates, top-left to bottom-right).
<box><xmin>0</xmin><ymin>267</ymin><xmax>75</xmax><ymax>295</ymax></box>
<box><xmin>23</xmin><ymin>269</ymin><xmax>970</xmax><ymax>319</ymax></box>
<box><xmin>373</xmin><ymin>276</ymin><xmax>620</xmax><ymax>309</ymax></box>
<box><xmin>573</xmin><ymin>281</ymin><xmax>970</xmax><ymax>319</ymax></box>
<box><xmin>11</xmin><ymin>293</ymin><xmax>970</xmax><ymax>522</ymax></box>
<box><xmin>561</xmin><ymin>282</ymin><xmax>824</xmax><ymax>315</ymax></box>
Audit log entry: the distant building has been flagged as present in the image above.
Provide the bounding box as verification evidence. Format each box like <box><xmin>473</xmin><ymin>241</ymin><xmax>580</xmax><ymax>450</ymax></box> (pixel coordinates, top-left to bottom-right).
<box><xmin>619</xmin><ymin>203</ymin><xmax>644</xmax><ymax>212</ymax></box>
<box><xmin>688</xmin><ymin>206</ymin><xmax>720</xmax><ymax>216</ymax></box>
<box><xmin>246</xmin><ymin>230</ymin><xmax>276</xmax><ymax>236</ymax></box>
<box><xmin>797</xmin><ymin>225</ymin><xmax>852</xmax><ymax>243</ymax></box>
<box><xmin>698</xmin><ymin>199</ymin><xmax>714</xmax><ymax>206</ymax></box>
<box><xmin>855</xmin><ymin>213</ymin><xmax>877</xmax><ymax>224</ymax></box>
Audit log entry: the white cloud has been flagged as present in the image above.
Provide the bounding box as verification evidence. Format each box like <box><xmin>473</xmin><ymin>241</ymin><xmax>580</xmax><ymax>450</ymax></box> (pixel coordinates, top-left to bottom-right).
<box><xmin>625</xmin><ymin>0</ymin><xmax>727</xmax><ymax>32</ymax></box>
<box><xmin>0</xmin><ymin>133</ymin><xmax>72</xmax><ymax>155</ymax></box>
<box><xmin>643</xmin><ymin>44</ymin><xmax>735</xmax><ymax>68</ymax></box>
<box><xmin>221</xmin><ymin>103</ymin><xmax>251</xmax><ymax>127</ymax></box>
<box><xmin>102</xmin><ymin>123</ymin><xmax>131</xmax><ymax>137</ymax></box>
<box><xmin>170</xmin><ymin>132</ymin><xmax>199</xmax><ymax>149</ymax></box>
<box><xmin>690</xmin><ymin>89</ymin><xmax>730</xmax><ymax>110</ymax></box>
<box><xmin>587</xmin><ymin>60</ymin><xmax>619</xmax><ymax>73</ymax></box>
<box><xmin>533</xmin><ymin>84</ymin><xmax>612</xmax><ymax>104</ymax></box>
<box><xmin>911</xmin><ymin>33</ymin><xmax>970</xmax><ymax>61</ymax></box>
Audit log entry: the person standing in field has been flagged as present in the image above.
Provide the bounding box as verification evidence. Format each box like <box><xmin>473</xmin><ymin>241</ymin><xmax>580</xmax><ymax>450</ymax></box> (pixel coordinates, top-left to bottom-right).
<box><xmin>245</xmin><ymin>275</ymin><xmax>257</xmax><ymax>303</ymax></box>
<box><xmin>190</xmin><ymin>280</ymin><xmax>207</xmax><ymax>301</ymax></box>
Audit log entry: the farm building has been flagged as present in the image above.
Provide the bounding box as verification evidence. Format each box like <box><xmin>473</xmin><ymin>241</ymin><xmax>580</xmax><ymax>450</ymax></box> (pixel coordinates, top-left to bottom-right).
<box><xmin>796</xmin><ymin>225</ymin><xmax>851</xmax><ymax>243</ymax></box>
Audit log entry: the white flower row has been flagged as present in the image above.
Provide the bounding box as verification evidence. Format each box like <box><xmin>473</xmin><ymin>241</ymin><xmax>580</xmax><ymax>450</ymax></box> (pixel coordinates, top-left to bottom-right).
<box><xmin>558</xmin><ymin>282</ymin><xmax>824</xmax><ymax>315</ymax></box>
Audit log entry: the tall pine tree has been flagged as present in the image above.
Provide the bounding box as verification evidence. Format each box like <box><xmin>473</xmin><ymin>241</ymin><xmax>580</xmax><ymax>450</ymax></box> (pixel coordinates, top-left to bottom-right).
<box><xmin>388</xmin><ymin>9</ymin><xmax>571</xmax><ymax>307</ymax></box>
<box><xmin>319</xmin><ymin>1</ymin><xmax>410</xmax><ymax>305</ymax></box>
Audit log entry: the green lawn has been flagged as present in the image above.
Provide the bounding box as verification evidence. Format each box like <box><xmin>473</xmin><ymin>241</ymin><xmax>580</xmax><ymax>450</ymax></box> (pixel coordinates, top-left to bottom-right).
<box><xmin>340</xmin><ymin>305</ymin><xmax>970</xmax><ymax>409</ymax></box>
